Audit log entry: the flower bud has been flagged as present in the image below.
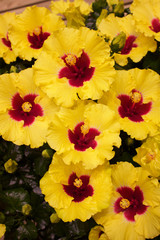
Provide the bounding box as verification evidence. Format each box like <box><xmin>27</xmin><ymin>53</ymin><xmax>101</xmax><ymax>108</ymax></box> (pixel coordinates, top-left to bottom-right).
<box><xmin>111</xmin><ymin>31</ymin><xmax>126</xmax><ymax>53</ymax></box>
<box><xmin>42</xmin><ymin>149</ymin><xmax>53</xmax><ymax>159</ymax></box>
<box><xmin>22</xmin><ymin>204</ymin><xmax>32</xmax><ymax>216</ymax></box>
<box><xmin>0</xmin><ymin>212</ymin><xmax>5</xmax><ymax>224</ymax></box>
<box><xmin>50</xmin><ymin>213</ymin><xmax>60</xmax><ymax>223</ymax></box>
<box><xmin>4</xmin><ymin>159</ymin><xmax>18</xmax><ymax>173</ymax></box>
<box><xmin>114</xmin><ymin>1</ymin><xmax>124</xmax><ymax>17</ymax></box>
<box><xmin>10</xmin><ymin>66</ymin><xmax>17</xmax><ymax>73</ymax></box>
<box><xmin>96</xmin><ymin>9</ymin><xmax>108</xmax><ymax>27</ymax></box>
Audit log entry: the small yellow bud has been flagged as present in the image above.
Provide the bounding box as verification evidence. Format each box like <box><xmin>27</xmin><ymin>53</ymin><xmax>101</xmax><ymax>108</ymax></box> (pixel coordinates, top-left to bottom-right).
<box><xmin>22</xmin><ymin>204</ymin><xmax>32</xmax><ymax>216</ymax></box>
<box><xmin>4</xmin><ymin>159</ymin><xmax>18</xmax><ymax>174</ymax></box>
<box><xmin>42</xmin><ymin>149</ymin><xmax>53</xmax><ymax>159</ymax></box>
<box><xmin>0</xmin><ymin>212</ymin><xmax>5</xmax><ymax>224</ymax></box>
<box><xmin>111</xmin><ymin>31</ymin><xmax>126</xmax><ymax>53</ymax></box>
<box><xmin>96</xmin><ymin>9</ymin><xmax>108</xmax><ymax>27</ymax></box>
<box><xmin>50</xmin><ymin>213</ymin><xmax>60</xmax><ymax>223</ymax></box>
<box><xmin>10</xmin><ymin>66</ymin><xmax>17</xmax><ymax>73</ymax></box>
<box><xmin>114</xmin><ymin>1</ymin><xmax>124</xmax><ymax>16</ymax></box>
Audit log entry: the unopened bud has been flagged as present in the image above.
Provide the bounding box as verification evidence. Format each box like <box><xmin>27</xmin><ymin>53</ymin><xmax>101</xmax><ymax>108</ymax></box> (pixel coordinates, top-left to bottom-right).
<box><xmin>10</xmin><ymin>66</ymin><xmax>17</xmax><ymax>73</ymax></box>
<box><xmin>42</xmin><ymin>149</ymin><xmax>53</xmax><ymax>159</ymax></box>
<box><xmin>0</xmin><ymin>212</ymin><xmax>5</xmax><ymax>224</ymax></box>
<box><xmin>4</xmin><ymin>159</ymin><xmax>18</xmax><ymax>173</ymax></box>
<box><xmin>114</xmin><ymin>1</ymin><xmax>124</xmax><ymax>17</ymax></box>
<box><xmin>22</xmin><ymin>204</ymin><xmax>32</xmax><ymax>216</ymax></box>
<box><xmin>111</xmin><ymin>31</ymin><xmax>126</xmax><ymax>53</ymax></box>
<box><xmin>96</xmin><ymin>9</ymin><xmax>108</xmax><ymax>27</ymax></box>
<box><xmin>50</xmin><ymin>213</ymin><xmax>60</xmax><ymax>223</ymax></box>
<box><xmin>126</xmin><ymin>137</ymin><xmax>134</xmax><ymax>146</ymax></box>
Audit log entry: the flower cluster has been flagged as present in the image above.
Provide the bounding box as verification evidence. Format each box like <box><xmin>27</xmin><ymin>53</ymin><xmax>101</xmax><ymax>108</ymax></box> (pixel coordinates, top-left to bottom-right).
<box><xmin>1</xmin><ymin>0</ymin><xmax>160</xmax><ymax>239</ymax></box>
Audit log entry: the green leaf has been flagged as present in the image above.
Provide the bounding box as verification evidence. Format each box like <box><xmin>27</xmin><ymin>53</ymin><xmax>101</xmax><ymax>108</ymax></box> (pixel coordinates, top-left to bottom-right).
<box><xmin>2</xmin><ymin>188</ymin><xmax>30</xmax><ymax>213</ymax></box>
<box><xmin>92</xmin><ymin>0</ymin><xmax>108</xmax><ymax>14</ymax></box>
<box><xmin>34</xmin><ymin>157</ymin><xmax>51</xmax><ymax>177</ymax></box>
<box><xmin>16</xmin><ymin>220</ymin><xmax>38</xmax><ymax>240</ymax></box>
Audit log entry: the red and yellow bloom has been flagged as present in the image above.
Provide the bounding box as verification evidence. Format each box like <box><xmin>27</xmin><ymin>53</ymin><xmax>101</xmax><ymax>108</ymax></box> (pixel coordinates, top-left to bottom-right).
<box><xmin>94</xmin><ymin>162</ymin><xmax>160</xmax><ymax>240</ymax></box>
<box><xmin>0</xmin><ymin>68</ymin><xmax>58</xmax><ymax>148</ymax></box>
<box><xmin>33</xmin><ymin>27</ymin><xmax>115</xmax><ymax>107</ymax></box>
<box><xmin>47</xmin><ymin>100</ymin><xmax>121</xmax><ymax>169</ymax></box>
<box><xmin>40</xmin><ymin>153</ymin><xmax>112</xmax><ymax>222</ymax></box>
<box><xmin>99</xmin><ymin>68</ymin><xmax>160</xmax><ymax>140</ymax></box>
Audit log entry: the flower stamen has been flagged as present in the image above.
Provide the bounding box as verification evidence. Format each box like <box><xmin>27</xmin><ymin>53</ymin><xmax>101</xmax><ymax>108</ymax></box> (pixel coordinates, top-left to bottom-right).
<box><xmin>22</xmin><ymin>102</ymin><xmax>32</xmax><ymax>112</ymax></box>
<box><xmin>73</xmin><ymin>178</ymin><xmax>83</xmax><ymax>188</ymax></box>
<box><xmin>81</xmin><ymin>122</ymin><xmax>90</xmax><ymax>135</ymax></box>
<box><xmin>120</xmin><ymin>198</ymin><xmax>130</xmax><ymax>209</ymax></box>
<box><xmin>65</xmin><ymin>54</ymin><xmax>77</xmax><ymax>66</ymax></box>
<box><xmin>130</xmin><ymin>91</ymin><xmax>142</xmax><ymax>103</ymax></box>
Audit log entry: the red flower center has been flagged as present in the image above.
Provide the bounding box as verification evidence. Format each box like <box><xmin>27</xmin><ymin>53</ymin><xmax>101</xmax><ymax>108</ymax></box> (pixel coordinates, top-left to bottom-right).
<box><xmin>27</xmin><ymin>26</ymin><xmax>50</xmax><ymax>49</ymax></box>
<box><xmin>58</xmin><ymin>51</ymin><xmax>95</xmax><ymax>87</ymax></box>
<box><xmin>1</xmin><ymin>33</ymin><xmax>12</xmax><ymax>50</ymax></box>
<box><xmin>63</xmin><ymin>172</ymin><xmax>94</xmax><ymax>202</ymax></box>
<box><xmin>118</xmin><ymin>89</ymin><xmax>152</xmax><ymax>122</ymax></box>
<box><xmin>8</xmin><ymin>93</ymin><xmax>43</xmax><ymax>126</ymax></box>
<box><xmin>68</xmin><ymin>121</ymin><xmax>100</xmax><ymax>151</ymax></box>
<box><xmin>150</xmin><ymin>18</ymin><xmax>160</xmax><ymax>33</ymax></box>
<box><xmin>114</xmin><ymin>186</ymin><xmax>148</xmax><ymax>221</ymax></box>
<box><xmin>121</xmin><ymin>35</ymin><xmax>137</xmax><ymax>55</ymax></box>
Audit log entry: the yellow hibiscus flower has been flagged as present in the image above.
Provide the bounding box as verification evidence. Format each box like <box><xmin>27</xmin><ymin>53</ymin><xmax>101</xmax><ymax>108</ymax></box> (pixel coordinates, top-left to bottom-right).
<box><xmin>9</xmin><ymin>6</ymin><xmax>65</xmax><ymax>61</ymax></box>
<box><xmin>133</xmin><ymin>134</ymin><xmax>160</xmax><ymax>178</ymax></box>
<box><xmin>130</xmin><ymin>0</ymin><xmax>160</xmax><ymax>42</ymax></box>
<box><xmin>0</xmin><ymin>68</ymin><xmax>58</xmax><ymax>148</ymax></box>
<box><xmin>99</xmin><ymin>68</ymin><xmax>160</xmax><ymax>140</ymax></box>
<box><xmin>40</xmin><ymin>153</ymin><xmax>112</xmax><ymax>222</ymax></box>
<box><xmin>33</xmin><ymin>27</ymin><xmax>115</xmax><ymax>107</ymax></box>
<box><xmin>98</xmin><ymin>13</ymin><xmax>157</xmax><ymax>66</ymax></box>
<box><xmin>50</xmin><ymin>0</ymin><xmax>92</xmax><ymax>28</ymax></box>
<box><xmin>0</xmin><ymin>12</ymin><xmax>17</xmax><ymax>64</ymax></box>
<box><xmin>47</xmin><ymin>100</ymin><xmax>121</xmax><ymax>169</ymax></box>
<box><xmin>94</xmin><ymin>162</ymin><xmax>160</xmax><ymax>240</ymax></box>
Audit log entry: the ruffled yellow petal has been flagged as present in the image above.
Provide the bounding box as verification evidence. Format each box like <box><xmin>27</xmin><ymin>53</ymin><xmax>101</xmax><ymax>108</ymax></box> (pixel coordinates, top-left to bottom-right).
<box><xmin>40</xmin><ymin>171</ymin><xmax>73</xmax><ymax>209</ymax></box>
<box><xmin>133</xmin><ymin>136</ymin><xmax>160</xmax><ymax>177</ymax></box>
<box><xmin>88</xmin><ymin>225</ymin><xmax>109</xmax><ymax>240</ymax></box>
<box><xmin>56</xmin><ymin>197</ymin><xmax>97</xmax><ymax>222</ymax></box>
<box><xmin>135</xmin><ymin>207</ymin><xmax>160</xmax><ymax>239</ymax></box>
<box><xmin>0</xmin><ymin>12</ymin><xmax>17</xmax><ymax>63</ymax></box>
<box><xmin>9</xmin><ymin>6</ymin><xmax>64</xmax><ymax>60</ymax></box>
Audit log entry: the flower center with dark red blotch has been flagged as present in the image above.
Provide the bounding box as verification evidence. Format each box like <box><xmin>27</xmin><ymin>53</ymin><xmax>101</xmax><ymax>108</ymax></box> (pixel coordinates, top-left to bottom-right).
<box><xmin>68</xmin><ymin>121</ymin><xmax>100</xmax><ymax>151</ymax></box>
<box><xmin>8</xmin><ymin>93</ymin><xmax>43</xmax><ymax>126</ymax></box>
<box><xmin>27</xmin><ymin>26</ymin><xmax>50</xmax><ymax>49</ymax></box>
<box><xmin>121</xmin><ymin>35</ymin><xmax>137</xmax><ymax>55</ymax></box>
<box><xmin>150</xmin><ymin>18</ymin><xmax>160</xmax><ymax>33</ymax></box>
<box><xmin>1</xmin><ymin>33</ymin><xmax>12</xmax><ymax>50</ymax></box>
<box><xmin>117</xmin><ymin>89</ymin><xmax>152</xmax><ymax>122</ymax></box>
<box><xmin>63</xmin><ymin>172</ymin><xmax>94</xmax><ymax>202</ymax></box>
<box><xmin>114</xmin><ymin>186</ymin><xmax>148</xmax><ymax>221</ymax></box>
<box><xmin>58</xmin><ymin>51</ymin><xmax>95</xmax><ymax>87</ymax></box>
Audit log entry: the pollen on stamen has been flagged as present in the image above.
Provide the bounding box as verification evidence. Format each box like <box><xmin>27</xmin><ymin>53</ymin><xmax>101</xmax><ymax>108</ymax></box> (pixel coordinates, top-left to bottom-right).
<box><xmin>120</xmin><ymin>198</ymin><xmax>130</xmax><ymax>209</ymax></box>
<box><xmin>130</xmin><ymin>91</ymin><xmax>142</xmax><ymax>103</ymax></box>
<box><xmin>65</xmin><ymin>54</ymin><xmax>77</xmax><ymax>66</ymax></box>
<box><xmin>74</xmin><ymin>178</ymin><xmax>83</xmax><ymax>188</ymax></box>
<box><xmin>81</xmin><ymin>123</ymin><xmax>90</xmax><ymax>135</ymax></box>
<box><xmin>22</xmin><ymin>102</ymin><xmax>32</xmax><ymax>112</ymax></box>
<box><xmin>32</xmin><ymin>27</ymin><xmax>41</xmax><ymax>36</ymax></box>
